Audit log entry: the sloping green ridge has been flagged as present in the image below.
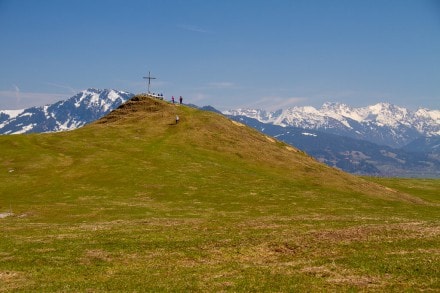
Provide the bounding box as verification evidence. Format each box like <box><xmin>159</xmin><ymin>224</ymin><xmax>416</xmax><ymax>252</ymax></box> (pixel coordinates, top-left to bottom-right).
<box><xmin>0</xmin><ymin>95</ymin><xmax>438</xmax><ymax>291</ymax></box>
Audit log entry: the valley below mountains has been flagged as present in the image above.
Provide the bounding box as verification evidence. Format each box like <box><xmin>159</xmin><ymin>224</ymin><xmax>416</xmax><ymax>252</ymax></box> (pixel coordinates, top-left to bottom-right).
<box><xmin>229</xmin><ymin>115</ymin><xmax>440</xmax><ymax>178</ymax></box>
<box><xmin>224</xmin><ymin>103</ymin><xmax>440</xmax><ymax>177</ymax></box>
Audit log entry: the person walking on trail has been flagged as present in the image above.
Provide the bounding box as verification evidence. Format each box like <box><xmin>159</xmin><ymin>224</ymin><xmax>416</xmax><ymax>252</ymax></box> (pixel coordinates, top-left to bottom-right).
<box><xmin>179</xmin><ymin>96</ymin><xmax>183</xmax><ymax>104</ymax></box>
<box><xmin>176</xmin><ymin>115</ymin><xmax>180</xmax><ymax>124</ymax></box>
<box><xmin>172</xmin><ymin>96</ymin><xmax>175</xmax><ymax>104</ymax></box>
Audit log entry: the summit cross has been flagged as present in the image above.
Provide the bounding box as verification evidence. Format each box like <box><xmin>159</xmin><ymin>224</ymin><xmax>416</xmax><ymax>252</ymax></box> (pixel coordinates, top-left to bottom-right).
<box><xmin>143</xmin><ymin>71</ymin><xmax>156</xmax><ymax>93</ymax></box>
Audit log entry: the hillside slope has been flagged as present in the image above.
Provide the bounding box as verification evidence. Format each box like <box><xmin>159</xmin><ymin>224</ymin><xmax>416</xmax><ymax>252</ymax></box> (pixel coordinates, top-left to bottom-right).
<box><xmin>0</xmin><ymin>95</ymin><xmax>438</xmax><ymax>291</ymax></box>
<box><xmin>89</xmin><ymin>95</ymin><xmax>424</xmax><ymax>200</ymax></box>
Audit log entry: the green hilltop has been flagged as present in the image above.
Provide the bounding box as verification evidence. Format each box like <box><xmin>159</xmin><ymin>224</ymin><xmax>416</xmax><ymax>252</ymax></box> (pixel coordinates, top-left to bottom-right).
<box><xmin>1</xmin><ymin>95</ymin><xmax>439</xmax><ymax>291</ymax></box>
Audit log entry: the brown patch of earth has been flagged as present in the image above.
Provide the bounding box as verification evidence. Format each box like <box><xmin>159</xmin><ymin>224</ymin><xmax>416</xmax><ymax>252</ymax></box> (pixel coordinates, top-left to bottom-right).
<box><xmin>0</xmin><ymin>271</ymin><xmax>30</xmax><ymax>291</ymax></box>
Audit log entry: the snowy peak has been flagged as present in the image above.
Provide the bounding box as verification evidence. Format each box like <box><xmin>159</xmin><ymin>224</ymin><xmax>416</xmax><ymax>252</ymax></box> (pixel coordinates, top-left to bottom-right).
<box><xmin>363</xmin><ymin>103</ymin><xmax>407</xmax><ymax>127</ymax></box>
<box><xmin>225</xmin><ymin>102</ymin><xmax>440</xmax><ymax>148</ymax></box>
<box><xmin>68</xmin><ymin>88</ymin><xmax>131</xmax><ymax>112</ymax></box>
<box><xmin>0</xmin><ymin>89</ymin><xmax>134</xmax><ymax>135</ymax></box>
<box><xmin>415</xmin><ymin>108</ymin><xmax>440</xmax><ymax>122</ymax></box>
<box><xmin>320</xmin><ymin>102</ymin><xmax>354</xmax><ymax>116</ymax></box>
<box><xmin>223</xmin><ymin>108</ymin><xmax>271</xmax><ymax>121</ymax></box>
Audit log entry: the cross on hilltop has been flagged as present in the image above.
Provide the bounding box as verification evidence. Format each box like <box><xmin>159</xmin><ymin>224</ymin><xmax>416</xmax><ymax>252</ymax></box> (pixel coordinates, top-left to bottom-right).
<box><xmin>143</xmin><ymin>71</ymin><xmax>156</xmax><ymax>94</ymax></box>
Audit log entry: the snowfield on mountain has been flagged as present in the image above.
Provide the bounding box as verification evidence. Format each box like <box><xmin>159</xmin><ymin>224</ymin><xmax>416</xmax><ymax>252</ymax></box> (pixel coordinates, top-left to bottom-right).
<box><xmin>0</xmin><ymin>89</ymin><xmax>133</xmax><ymax>135</ymax></box>
<box><xmin>225</xmin><ymin>102</ymin><xmax>440</xmax><ymax>148</ymax></box>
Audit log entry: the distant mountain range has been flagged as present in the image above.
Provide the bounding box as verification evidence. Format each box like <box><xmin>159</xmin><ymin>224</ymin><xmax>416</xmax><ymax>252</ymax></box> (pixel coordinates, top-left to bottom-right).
<box><xmin>229</xmin><ymin>115</ymin><xmax>440</xmax><ymax>177</ymax></box>
<box><xmin>224</xmin><ymin>103</ymin><xmax>440</xmax><ymax>148</ymax></box>
<box><xmin>224</xmin><ymin>103</ymin><xmax>439</xmax><ymax>177</ymax></box>
<box><xmin>0</xmin><ymin>89</ymin><xmax>133</xmax><ymax>134</ymax></box>
<box><xmin>1</xmin><ymin>89</ymin><xmax>438</xmax><ymax>177</ymax></box>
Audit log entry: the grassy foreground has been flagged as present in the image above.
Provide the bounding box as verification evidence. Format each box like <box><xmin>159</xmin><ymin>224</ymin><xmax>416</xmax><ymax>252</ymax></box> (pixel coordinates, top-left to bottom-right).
<box><xmin>0</xmin><ymin>96</ymin><xmax>439</xmax><ymax>291</ymax></box>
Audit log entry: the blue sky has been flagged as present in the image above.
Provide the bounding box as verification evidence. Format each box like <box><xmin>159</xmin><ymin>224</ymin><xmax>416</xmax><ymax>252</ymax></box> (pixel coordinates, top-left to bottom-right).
<box><xmin>0</xmin><ymin>0</ymin><xmax>439</xmax><ymax>111</ymax></box>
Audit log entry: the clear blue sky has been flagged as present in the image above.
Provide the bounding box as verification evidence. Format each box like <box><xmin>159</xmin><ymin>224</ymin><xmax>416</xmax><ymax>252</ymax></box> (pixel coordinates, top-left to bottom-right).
<box><xmin>1</xmin><ymin>0</ymin><xmax>439</xmax><ymax>111</ymax></box>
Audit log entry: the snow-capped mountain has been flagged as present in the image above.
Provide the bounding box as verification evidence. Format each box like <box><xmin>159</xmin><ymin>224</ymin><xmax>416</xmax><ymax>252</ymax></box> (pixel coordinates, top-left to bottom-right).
<box><xmin>230</xmin><ymin>115</ymin><xmax>440</xmax><ymax>178</ymax></box>
<box><xmin>0</xmin><ymin>89</ymin><xmax>134</xmax><ymax>134</ymax></box>
<box><xmin>224</xmin><ymin>102</ymin><xmax>440</xmax><ymax>148</ymax></box>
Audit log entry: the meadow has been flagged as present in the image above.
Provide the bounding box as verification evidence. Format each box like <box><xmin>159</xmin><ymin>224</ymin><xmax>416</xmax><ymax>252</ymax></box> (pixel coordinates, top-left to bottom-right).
<box><xmin>1</xmin><ymin>96</ymin><xmax>438</xmax><ymax>291</ymax></box>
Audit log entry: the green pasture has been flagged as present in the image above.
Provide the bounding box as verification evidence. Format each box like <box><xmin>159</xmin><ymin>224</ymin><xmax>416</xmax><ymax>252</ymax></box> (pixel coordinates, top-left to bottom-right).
<box><xmin>1</xmin><ymin>96</ymin><xmax>438</xmax><ymax>291</ymax></box>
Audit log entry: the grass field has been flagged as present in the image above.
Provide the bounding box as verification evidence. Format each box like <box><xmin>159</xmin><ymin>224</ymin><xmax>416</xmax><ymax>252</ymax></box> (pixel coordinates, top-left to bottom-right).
<box><xmin>1</xmin><ymin>96</ymin><xmax>439</xmax><ymax>291</ymax></box>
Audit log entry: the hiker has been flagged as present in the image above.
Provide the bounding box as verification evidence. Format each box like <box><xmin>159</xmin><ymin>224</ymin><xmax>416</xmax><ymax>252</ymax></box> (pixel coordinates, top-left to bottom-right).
<box><xmin>171</xmin><ymin>96</ymin><xmax>175</xmax><ymax>104</ymax></box>
<box><xmin>176</xmin><ymin>115</ymin><xmax>180</xmax><ymax>124</ymax></box>
<box><xmin>179</xmin><ymin>96</ymin><xmax>183</xmax><ymax>104</ymax></box>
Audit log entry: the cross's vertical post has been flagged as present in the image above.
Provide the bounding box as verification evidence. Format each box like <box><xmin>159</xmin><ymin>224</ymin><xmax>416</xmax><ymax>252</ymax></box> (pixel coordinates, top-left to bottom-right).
<box><xmin>143</xmin><ymin>71</ymin><xmax>156</xmax><ymax>94</ymax></box>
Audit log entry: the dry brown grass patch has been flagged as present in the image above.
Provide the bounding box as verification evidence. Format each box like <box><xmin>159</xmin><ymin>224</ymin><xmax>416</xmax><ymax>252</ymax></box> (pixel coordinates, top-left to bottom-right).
<box><xmin>301</xmin><ymin>265</ymin><xmax>384</xmax><ymax>288</ymax></box>
<box><xmin>95</xmin><ymin>95</ymin><xmax>175</xmax><ymax>125</ymax></box>
<box><xmin>81</xmin><ymin>249</ymin><xmax>113</xmax><ymax>264</ymax></box>
<box><xmin>231</xmin><ymin>120</ymin><xmax>245</xmax><ymax>127</ymax></box>
<box><xmin>308</xmin><ymin>222</ymin><xmax>440</xmax><ymax>244</ymax></box>
<box><xmin>0</xmin><ymin>271</ymin><xmax>29</xmax><ymax>291</ymax></box>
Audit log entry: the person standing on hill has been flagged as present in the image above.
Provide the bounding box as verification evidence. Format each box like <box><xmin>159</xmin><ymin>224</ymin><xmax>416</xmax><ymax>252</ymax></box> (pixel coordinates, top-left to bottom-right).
<box><xmin>172</xmin><ymin>96</ymin><xmax>175</xmax><ymax>104</ymax></box>
<box><xmin>179</xmin><ymin>96</ymin><xmax>183</xmax><ymax>104</ymax></box>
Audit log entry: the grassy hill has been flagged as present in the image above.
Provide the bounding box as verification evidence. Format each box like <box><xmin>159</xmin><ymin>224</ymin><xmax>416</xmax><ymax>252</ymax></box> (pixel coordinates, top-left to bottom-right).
<box><xmin>1</xmin><ymin>95</ymin><xmax>439</xmax><ymax>291</ymax></box>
